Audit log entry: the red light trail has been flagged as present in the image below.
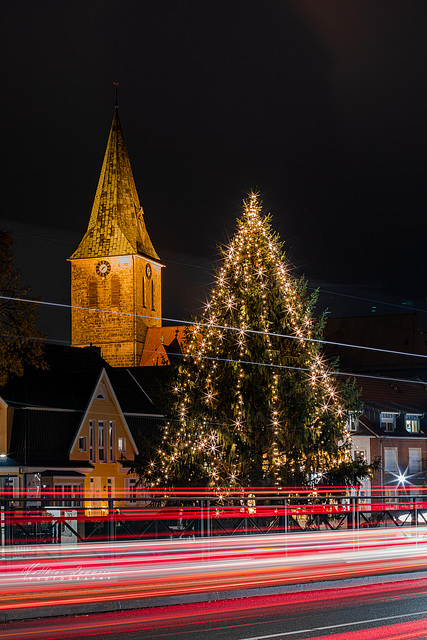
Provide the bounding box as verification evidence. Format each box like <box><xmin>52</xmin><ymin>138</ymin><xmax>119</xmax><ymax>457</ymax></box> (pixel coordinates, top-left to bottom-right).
<box><xmin>1</xmin><ymin>528</ymin><xmax>427</xmax><ymax>618</ymax></box>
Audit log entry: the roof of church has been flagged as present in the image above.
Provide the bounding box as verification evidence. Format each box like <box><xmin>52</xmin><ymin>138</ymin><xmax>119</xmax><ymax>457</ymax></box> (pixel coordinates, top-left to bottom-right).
<box><xmin>139</xmin><ymin>325</ymin><xmax>190</xmax><ymax>366</ymax></box>
<box><xmin>70</xmin><ymin>107</ymin><xmax>160</xmax><ymax>262</ymax></box>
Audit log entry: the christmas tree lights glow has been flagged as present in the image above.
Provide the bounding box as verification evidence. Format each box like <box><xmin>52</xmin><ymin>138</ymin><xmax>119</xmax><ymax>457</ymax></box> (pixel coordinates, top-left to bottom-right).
<box><xmin>151</xmin><ymin>193</ymin><xmax>360</xmax><ymax>487</ymax></box>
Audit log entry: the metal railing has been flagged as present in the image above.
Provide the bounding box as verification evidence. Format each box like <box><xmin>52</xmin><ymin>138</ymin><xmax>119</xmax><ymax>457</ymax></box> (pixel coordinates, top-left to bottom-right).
<box><xmin>2</xmin><ymin>488</ymin><xmax>427</xmax><ymax>546</ymax></box>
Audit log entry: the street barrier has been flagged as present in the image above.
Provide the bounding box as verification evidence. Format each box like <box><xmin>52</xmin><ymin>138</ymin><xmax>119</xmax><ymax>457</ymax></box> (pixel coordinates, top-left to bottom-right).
<box><xmin>1</xmin><ymin>487</ymin><xmax>427</xmax><ymax>545</ymax></box>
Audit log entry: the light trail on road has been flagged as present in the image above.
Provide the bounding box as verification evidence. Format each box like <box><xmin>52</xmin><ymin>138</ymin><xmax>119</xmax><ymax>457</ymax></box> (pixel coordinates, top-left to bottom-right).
<box><xmin>2</xmin><ymin>527</ymin><xmax>427</xmax><ymax>619</ymax></box>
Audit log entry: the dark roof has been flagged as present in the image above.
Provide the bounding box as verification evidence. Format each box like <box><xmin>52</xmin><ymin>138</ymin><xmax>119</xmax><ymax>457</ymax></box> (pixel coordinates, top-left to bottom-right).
<box><xmin>1</xmin><ymin>343</ymin><xmax>160</xmax><ymax>415</ymax></box>
<box><xmin>3</xmin><ymin>408</ymin><xmax>87</xmax><ymax>467</ymax></box>
<box><xmin>1</xmin><ymin>344</ymin><xmax>105</xmax><ymax>410</ymax></box>
<box><xmin>0</xmin><ymin>344</ymin><xmax>163</xmax><ymax>469</ymax></box>
<box><xmin>359</xmin><ymin>376</ymin><xmax>427</xmax><ymax>414</ymax></box>
<box><xmin>324</xmin><ymin>313</ymin><xmax>427</xmax><ymax>376</ymax></box>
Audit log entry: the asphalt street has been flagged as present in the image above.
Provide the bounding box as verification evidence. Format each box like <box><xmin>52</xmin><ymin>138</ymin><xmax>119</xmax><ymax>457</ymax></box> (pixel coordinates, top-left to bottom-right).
<box><xmin>2</xmin><ymin>575</ymin><xmax>427</xmax><ymax>639</ymax></box>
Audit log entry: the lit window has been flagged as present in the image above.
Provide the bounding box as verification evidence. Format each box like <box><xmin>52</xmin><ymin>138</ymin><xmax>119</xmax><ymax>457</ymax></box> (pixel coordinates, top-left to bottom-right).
<box><xmin>89</xmin><ymin>420</ymin><xmax>95</xmax><ymax>463</ymax></box>
<box><xmin>98</xmin><ymin>421</ymin><xmax>105</xmax><ymax>462</ymax></box>
<box><xmin>118</xmin><ymin>437</ymin><xmax>127</xmax><ymax>454</ymax></box>
<box><xmin>406</xmin><ymin>414</ymin><xmax>422</xmax><ymax>433</ymax></box>
<box><xmin>109</xmin><ymin>421</ymin><xmax>116</xmax><ymax>463</ymax></box>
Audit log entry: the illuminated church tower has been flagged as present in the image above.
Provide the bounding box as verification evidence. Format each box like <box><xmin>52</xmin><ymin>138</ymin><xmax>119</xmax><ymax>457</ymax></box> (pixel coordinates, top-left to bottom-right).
<box><xmin>69</xmin><ymin>104</ymin><xmax>163</xmax><ymax>367</ymax></box>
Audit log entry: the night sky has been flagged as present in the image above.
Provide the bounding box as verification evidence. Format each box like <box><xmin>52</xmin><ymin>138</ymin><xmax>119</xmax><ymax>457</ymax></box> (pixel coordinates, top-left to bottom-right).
<box><xmin>3</xmin><ymin>0</ymin><xmax>427</xmax><ymax>341</ymax></box>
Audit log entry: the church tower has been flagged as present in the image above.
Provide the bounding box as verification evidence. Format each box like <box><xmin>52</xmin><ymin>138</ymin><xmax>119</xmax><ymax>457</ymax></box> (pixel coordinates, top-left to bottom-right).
<box><xmin>69</xmin><ymin>105</ymin><xmax>163</xmax><ymax>367</ymax></box>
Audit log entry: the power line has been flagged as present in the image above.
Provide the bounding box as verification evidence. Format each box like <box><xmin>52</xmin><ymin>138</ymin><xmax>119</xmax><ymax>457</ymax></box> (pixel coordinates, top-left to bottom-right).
<box><xmin>2</xmin><ymin>294</ymin><xmax>427</xmax><ymax>362</ymax></box>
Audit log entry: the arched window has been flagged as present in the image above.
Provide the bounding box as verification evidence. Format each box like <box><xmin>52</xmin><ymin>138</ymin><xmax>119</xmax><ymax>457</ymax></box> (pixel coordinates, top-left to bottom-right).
<box><xmin>142</xmin><ymin>276</ymin><xmax>146</xmax><ymax>308</ymax></box>
<box><xmin>151</xmin><ymin>280</ymin><xmax>155</xmax><ymax>311</ymax></box>
<box><xmin>111</xmin><ymin>275</ymin><xmax>120</xmax><ymax>306</ymax></box>
<box><xmin>88</xmin><ymin>277</ymin><xmax>98</xmax><ymax>307</ymax></box>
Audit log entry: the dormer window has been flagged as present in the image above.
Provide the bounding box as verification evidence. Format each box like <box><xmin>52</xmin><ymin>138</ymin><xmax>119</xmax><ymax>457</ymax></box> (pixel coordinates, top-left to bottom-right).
<box><xmin>347</xmin><ymin>413</ymin><xmax>359</xmax><ymax>432</ymax></box>
<box><xmin>406</xmin><ymin>414</ymin><xmax>422</xmax><ymax>433</ymax></box>
<box><xmin>381</xmin><ymin>412</ymin><xmax>398</xmax><ymax>432</ymax></box>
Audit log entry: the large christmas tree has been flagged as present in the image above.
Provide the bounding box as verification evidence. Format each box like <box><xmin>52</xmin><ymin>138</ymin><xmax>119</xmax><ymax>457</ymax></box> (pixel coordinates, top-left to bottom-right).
<box><xmin>150</xmin><ymin>193</ymin><xmax>360</xmax><ymax>487</ymax></box>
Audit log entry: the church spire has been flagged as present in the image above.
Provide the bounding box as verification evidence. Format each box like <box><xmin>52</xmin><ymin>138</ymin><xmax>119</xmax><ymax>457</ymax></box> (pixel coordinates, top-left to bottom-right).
<box><xmin>70</xmin><ymin>107</ymin><xmax>160</xmax><ymax>261</ymax></box>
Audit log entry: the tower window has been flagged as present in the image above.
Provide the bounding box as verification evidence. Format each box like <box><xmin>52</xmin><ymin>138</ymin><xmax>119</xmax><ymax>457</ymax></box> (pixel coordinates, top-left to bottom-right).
<box><xmin>88</xmin><ymin>277</ymin><xmax>98</xmax><ymax>307</ymax></box>
<box><xmin>111</xmin><ymin>275</ymin><xmax>120</xmax><ymax>306</ymax></box>
<box><xmin>151</xmin><ymin>280</ymin><xmax>155</xmax><ymax>311</ymax></box>
<box><xmin>142</xmin><ymin>277</ymin><xmax>146</xmax><ymax>308</ymax></box>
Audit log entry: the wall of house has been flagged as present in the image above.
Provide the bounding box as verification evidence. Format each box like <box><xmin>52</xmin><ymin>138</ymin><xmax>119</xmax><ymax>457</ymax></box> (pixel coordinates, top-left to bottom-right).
<box><xmin>70</xmin><ymin>395</ymin><xmax>138</xmax><ymax>508</ymax></box>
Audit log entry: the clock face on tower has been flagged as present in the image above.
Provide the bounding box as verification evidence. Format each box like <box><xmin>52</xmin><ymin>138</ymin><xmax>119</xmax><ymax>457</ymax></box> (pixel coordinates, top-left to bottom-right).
<box><xmin>96</xmin><ymin>260</ymin><xmax>111</xmax><ymax>278</ymax></box>
<box><xmin>145</xmin><ymin>263</ymin><xmax>152</xmax><ymax>278</ymax></box>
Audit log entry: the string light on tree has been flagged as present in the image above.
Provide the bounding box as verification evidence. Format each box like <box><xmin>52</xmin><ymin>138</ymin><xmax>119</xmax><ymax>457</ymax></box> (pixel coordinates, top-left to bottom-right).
<box><xmin>153</xmin><ymin>193</ymin><xmax>362</xmax><ymax>487</ymax></box>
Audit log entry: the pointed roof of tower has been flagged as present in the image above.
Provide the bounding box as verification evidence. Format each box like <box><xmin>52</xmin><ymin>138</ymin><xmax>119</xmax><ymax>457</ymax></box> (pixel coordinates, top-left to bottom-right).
<box><xmin>70</xmin><ymin>107</ymin><xmax>160</xmax><ymax>261</ymax></box>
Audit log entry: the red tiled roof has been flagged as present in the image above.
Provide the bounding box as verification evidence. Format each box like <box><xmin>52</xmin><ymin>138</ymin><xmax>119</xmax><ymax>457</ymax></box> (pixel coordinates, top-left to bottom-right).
<box><xmin>140</xmin><ymin>325</ymin><xmax>191</xmax><ymax>366</ymax></box>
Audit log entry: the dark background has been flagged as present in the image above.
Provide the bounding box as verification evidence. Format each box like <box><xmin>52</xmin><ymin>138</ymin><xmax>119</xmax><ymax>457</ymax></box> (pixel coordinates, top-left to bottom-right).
<box><xmin>2</xmin><ymin>0</ymin><xmax>427</xmax><ymax>341</ymax></box>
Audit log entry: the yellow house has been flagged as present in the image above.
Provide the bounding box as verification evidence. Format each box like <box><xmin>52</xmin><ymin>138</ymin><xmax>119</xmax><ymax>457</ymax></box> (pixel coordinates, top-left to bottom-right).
<box><xmin>0</xmin><ymin>344</ymin><xmax>163</xmax><ymax>510</ymax></box>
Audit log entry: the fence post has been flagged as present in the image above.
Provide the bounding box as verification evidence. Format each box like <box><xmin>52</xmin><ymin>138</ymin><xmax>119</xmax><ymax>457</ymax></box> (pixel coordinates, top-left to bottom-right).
<box><xmin>206</xmin><ymin>499</ymin><xmax>210</xmax><ymax>537</ymax></box>
<box><xmin>199</xmin><ymin>499</ymin><xmax>204</xmax><ymax>538</ymax></box>
<box><xmin>347</xmin><ymin>498</ymin><xmax>352</xmax><ymax>529</ymax></box>
<box><xmin>282</xmin><ymin>498</ymin><xmax>288</xmax><ymax>535</ymax></box>
<box><xmin>108</xmin><ymin>499</ymin><xmax>116</xmax><ymax>542</ymax></box>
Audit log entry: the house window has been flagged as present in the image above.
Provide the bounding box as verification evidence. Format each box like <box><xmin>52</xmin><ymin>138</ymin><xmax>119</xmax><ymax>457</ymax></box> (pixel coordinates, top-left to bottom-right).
<box><xmin>354</xmin><ymin>448</ymin><xmax>366</xmax><ymax>461</ymax></box>
<box><xmin>54</xmin><ymin>483</ymin><xmax>83</xmax><ymax>507</ymax></box>
<box><xmin>78</xmin><ymin>436</ymin><xmax>87</xmax><ymax>452</ymax></box>
<box><xmin>118</xmin><ymin>437</ymin><xmax>127</xmax><ymax>454</ymax></box>
<box><xmin>109</xmin><ymin>421</ymin><xmax>116</xmax><ymax>463</ymax></box>
<box><xmin>89</xmin><ymin>420</ymin><xmax>95</xmax><ymax>463</ymax></box>
<box><xmin>406</xmin><ymin>414</ymin><xmax>422</xmax><ymax>433</ymax></box>
<box><xmin>125</xmin><ymin>477</ymin><xmax>138</xmax><ymax>504</ymax></box>
<box><xmin>409</xmin><ymin>448</ymin><xmax>422</xmax><ymax>473</ymax></box>
<box><xmin>106</xmin><ymin>477</ymin><xmax>115</xmax><ymax>500</ymax></box>
<box><xmin>384</xmin><ymin>448</ymin><xmax>398</xmax><ymax>472</ymax></box>
<box><xmin>381</xmin><ymin>412</ymin><xmax>398</xmax><ymax>432</ymax></box>
<box><xmin>347</xmin><ymin>413</ymin><xmax>359</xmax><ymax>432</ymax></box>
<box><xmin>98</xmin><ymin>421</ymin><xmax>105</xmax><ymax>462</ymax></box>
